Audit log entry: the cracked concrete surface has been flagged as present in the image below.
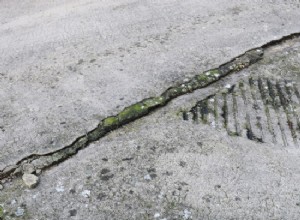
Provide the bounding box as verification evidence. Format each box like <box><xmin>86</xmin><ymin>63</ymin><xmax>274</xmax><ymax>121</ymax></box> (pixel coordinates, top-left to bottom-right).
<box><xmin>1</xmin><ymin>0</ymin><xmax>300</xmax><ymax>171</ymax></box>
<box><xmin>1</xmin><ymin>0</ymin><xmax>300</xmax><ymax>219</ymax></box>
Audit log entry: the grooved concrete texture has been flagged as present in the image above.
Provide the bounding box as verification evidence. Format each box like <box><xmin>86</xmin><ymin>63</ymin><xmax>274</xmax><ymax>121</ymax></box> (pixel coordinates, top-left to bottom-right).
<box><xmin>1</xmin><ymin>0</ymin><xmax>300</xmax><ymax>170</ymax></box>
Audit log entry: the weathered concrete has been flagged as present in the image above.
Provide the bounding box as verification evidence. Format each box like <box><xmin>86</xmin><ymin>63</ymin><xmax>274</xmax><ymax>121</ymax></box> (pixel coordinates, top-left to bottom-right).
<box><xmin>1</xmin><ymin>0</ymin><xmax>300</xmax><ymax>219</ymax></box>
<box><xmin>1</xmin><ymin>0</ymin><xmax>300</xmax><ymax>170</ymax></box>
<box><xmin>1</xmin><ymin>31</ymin><xmax>300</xmax><ymax>219</ymax></box>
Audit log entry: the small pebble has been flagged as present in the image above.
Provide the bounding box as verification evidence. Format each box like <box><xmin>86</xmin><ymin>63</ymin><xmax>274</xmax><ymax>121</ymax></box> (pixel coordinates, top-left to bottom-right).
<box><xmin>81</xmin><ymin>190</ymin><xmax>91</xmax><ymax>198</ymax></box>
<box><xmin>154</xmin><ymin>213</ymin><xmax>160</xmax><ymax>218</ymax></box>
<box><xmin>144</xmin><ymin>174</ymin><xmax>151</xmax><ymax>180</ymax></box>
<box><xmin>11</xmin><ymin>199</ymin><xmax>16</xmax><ymax>205</ymax></box>
<box><xmin>0</xmin><ymin>184</ymin><xmax>3</xmax><ymax>190</ymax></box>
<box><xmin>55</xmin><ymin>185</ymin><xmax>65</xmax><ymax>192</ymax></box>
<box><xmin>225</xmin><ymin>84</ymin><xmax>231</xmax><ymax>89</ymax></box>
<box><xmin>22</xmin><ymin>174</ymin><xmax>39</xmax><ymax>189</ymax></box>
<box><xmin>15</xmin><ymin>207</ymin><xmax>24</xmax><ymax>217</ymax></box>
<box><xmin>183</xmin><ymin>209</ymin><xmax>192</xmax><ymax>219</ymax></box>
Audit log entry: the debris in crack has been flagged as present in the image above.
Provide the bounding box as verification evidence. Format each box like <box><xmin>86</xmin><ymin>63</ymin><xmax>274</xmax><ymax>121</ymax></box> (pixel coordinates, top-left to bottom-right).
<box><xmin>22</xmin><ymin>163</ymin><xmax>35</xmax><ymax>174</ymax></box>
<box><xmin>22</xmin><ymin>173</ymin><xmax>39</xmax><ymax>189</ymax></box>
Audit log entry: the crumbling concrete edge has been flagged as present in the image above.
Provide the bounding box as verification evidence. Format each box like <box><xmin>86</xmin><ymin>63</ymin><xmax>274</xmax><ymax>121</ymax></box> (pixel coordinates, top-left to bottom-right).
<box><xmin>1</xmin><ymin>32</ymin><xmax>299</xmax><ymax>181</ymax></box>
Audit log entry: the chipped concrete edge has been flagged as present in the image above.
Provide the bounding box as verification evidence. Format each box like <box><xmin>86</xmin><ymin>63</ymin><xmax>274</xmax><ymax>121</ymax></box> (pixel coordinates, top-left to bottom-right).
<box><xmin>1</xmin><ymin>32</ymin><xmax>299</xmax><ymax>181</ymax></box>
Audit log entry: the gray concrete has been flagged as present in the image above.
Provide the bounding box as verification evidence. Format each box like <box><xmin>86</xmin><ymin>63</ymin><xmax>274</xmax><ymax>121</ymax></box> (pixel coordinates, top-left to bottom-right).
<box><xmin>1</xmin><ymin>0</ymin><xmax>300</xmax><ymax>170</ymax></box>
<box><xmin>1</xmin><ymin>0</ymin><xmax>300</xmax><ymax>219</ymax></box>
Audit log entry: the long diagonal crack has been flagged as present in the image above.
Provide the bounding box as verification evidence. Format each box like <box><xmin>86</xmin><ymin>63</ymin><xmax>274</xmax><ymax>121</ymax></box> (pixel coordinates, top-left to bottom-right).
<box><xmin>1</xmin><ymin>32</ymin><xmax>300</xmax><ymax>180</ymax></box>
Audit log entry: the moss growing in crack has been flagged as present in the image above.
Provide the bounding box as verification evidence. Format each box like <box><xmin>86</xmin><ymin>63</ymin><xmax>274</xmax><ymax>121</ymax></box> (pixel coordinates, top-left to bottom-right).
<box><xmin>142</xmin><ymin>96</ymin><xmax>166</xmax><ymax>108</ymax></box>
<box><xmin>209</xmin><ymin>69</ymin><xmax>220</xmax><ymax>75</ymax></box>
<box><xmin>162</xmin><ymin>87</ymin><xmax>184</xmax><ymax>100</ymax></box>
<box><xmin>64</xmin><ymin>145</ymin><xmax>77</xmax><ymax>155</ymax></box>
<box><xmin>205</xmin><ymin>69</ymin><xmax>221</xmax><ymax>79</ymax></box>
<box><xmin>88</xmin><ymin>126</ymin><xmax>106</xmax><ymax>141</ymax></box>
<box><xmin>196</xmin><ymin>74</ymin><xmax>209</xmax><ymax>82</ymax></box>
<box><xmin>118</xmin><ymin>103</ymin><xmax>148</xmax><ymax>124</ymax></box>
<box><xmin>51</xmin><ymin>152</ymin><xmax>65</xmax><ymax>163</ymax></box>
<box><xmin>196</xmin><ymin>73</ymin><xmax>216</xmax><ymax>85</ymax></box>
<box><xmin>74</xmin><ymin>136</ymin><xmax>88</xmax><ymax>150</ymax></box>
<box><xmin>103</xmin><ymin>116</ymin><xmax>119</xmax><ymax>129</ymax></box>
<box><xmin>228</xmin><ymin>131</ymin><xmax>240</xmax><ymax>136</ymax></box>
<box><xmin>0</xmin><ymin>205</ymin><xmax>4</xmax><ymax>219</ymax></box>
<box><xmin>168</xmin><ymin>87</ymin><xmax>181</xmax><ymax>96</ymax></box>
<box><xmin>187</xmin><ymin>78</ymin><xmax>200</xmax><ymax>90</ymax></box>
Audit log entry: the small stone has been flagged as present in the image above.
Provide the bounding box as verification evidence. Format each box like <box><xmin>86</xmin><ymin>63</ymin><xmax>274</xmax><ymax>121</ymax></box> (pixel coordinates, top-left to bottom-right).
<box><xmin>22</xmin><ymin>163</ymin><xmax>35</xmax><ymax>174</ymax></box>
<box><xmin>214</xmin><ymin>73</ymin><xmax>220</xmax><ymax>78</ymax></box>
<box><xmin>35</xmin><ymin>169</ymin><xmax>42</xmax><ymax>175</ymax></box>
<box><xmin>22</xmin><ymin>174</ymin><xmax>39</xmax><ymax>188</ymax></box>
<box><xmin>81</xmin><ymin>190</ymin><xmax>91</xmax><ymax>198</ymax></box>
<box><xmin>225</xmin><ymin>84</ymin><xmax>231</xmax><ymax>89</ymax></box>
<box><xmin>55</xmin><ymin>185</ymin><xmax>65</xmax><ymax>192</ymax></box>
<box><xmin>144</xmin><ymin>174</ymin><xmax>151</xmax><ymax>180</ymax></box>
<box><xmin>0</xmin><ymin>184</ymin><xmax>3</xmax><ymax>190</ymax></box>
<box><xmin>154</xmin><ymin>213</ymin><xmax>160</xmax><ymax>218</ymax></box>
<box><xmin>183</xmin><ymin>209</ymin><xmax>192</xmax><ymax>219</ymax></box>
<box><xmin>15</xmin><ymin>207</ymin><xmax>25</xmax><ymax>217</ymax></box>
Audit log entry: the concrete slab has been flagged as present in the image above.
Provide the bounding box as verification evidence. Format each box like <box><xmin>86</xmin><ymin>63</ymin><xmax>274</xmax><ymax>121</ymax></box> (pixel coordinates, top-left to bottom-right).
<box><xmin>1</xmin><ymin>31</ymin><xmax>300</xmax><ymax>219</ymax></box>
<box><xmin>1</xmin><ymin>0</ymin><xmax>300</xmax><ymax>170</ymax></box>
<box><xmin>1</xmin><ymin>0</ymin><xmax>300</xmax><ymax>219</ymax></box>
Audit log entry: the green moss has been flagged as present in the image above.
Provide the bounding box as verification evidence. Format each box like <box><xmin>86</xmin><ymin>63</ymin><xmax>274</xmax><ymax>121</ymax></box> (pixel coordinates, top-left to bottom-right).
<box><xmin>103</xmin><ymin>116</ymin><xmax>119</xmax><ymax>128</ymax></box>
<box><xmin>168</xmin><ymin>87</ymin><xmax>181</xmax><ymax>96</ymax></box>
<box><xmin>87</xmin><ymin>127</ymin><xmax>106</xmax><ymax>141</ymax></box>
<box><xmin>162</xmin><ymin>87</ymin><xmax>183</xmax><ymax>100</ymax></box>
<box><xmin>118</xmin><ymin>103</ymin><xmax>148</xmax><ymax>123</ymax></box>
<box><xmin>72</xmin><ymin>136</ymin><xmax>88</xmax><ymax>151</ymax></box>
<box><xmin>209</xmin><ymin>69</ymin><xmax>220</xmax><ymax>75</ymax></box>
<box><xmin>51</xmin><ymin>152</ymin><xmax>64</xmax><ymax>162</ymax></box>
<box><xmin>143</xmin><ymin>96</ymin><xmax>166</xmax><ymax>108</ymax></box>
<box><xmin>187</xmin><ymin>78</ymin><xmax>200</xmax><ymax>89</ymax></box>
<box><xmin>196</xmin><ymin>74</ymin><xmax>209</xmax><ymax>82</ymax></box>
<box><xmin>0</xmin><ymin>205</ymin><xmax>4</xmax><ymax>218</ymax></box>
<box><xmin>200</xmin><ymin>69</ymin><xmax>220</xmax><ymax>78</ymax></box>
<box><xmin>228</xmin><ymin>131</ymin><xmax>239</xmax><ymax>136</ymax></box>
